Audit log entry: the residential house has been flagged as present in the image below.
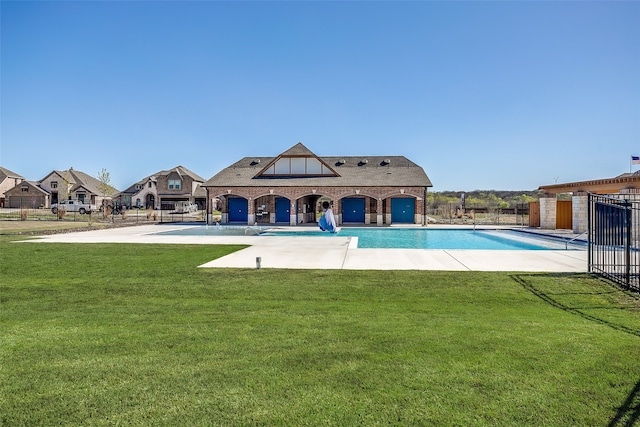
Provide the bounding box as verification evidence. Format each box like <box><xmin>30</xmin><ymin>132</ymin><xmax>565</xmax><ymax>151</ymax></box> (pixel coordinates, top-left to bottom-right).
<box><xmin>0</xmin><ymin>166</ymin><xmax>25</xmax><ymax>207</ymax></box>
<box><xmin>5</xmin><ymin>167</ymin><xmax>117</xmax><ymax>209</ymax></box>
<box><xmin>202</xmin><ymin>143</ymin><xmax>433</xmax><ymax>226</ymax></box>
<box><xmin>116</xmin><ymin>166</ymin><xmax>206</xmax><ymax>210</ymax></box>
<box><xmin>4</xmin><ymin>180</ymin><xmax>49</xmax><ymax>209</ymax></box>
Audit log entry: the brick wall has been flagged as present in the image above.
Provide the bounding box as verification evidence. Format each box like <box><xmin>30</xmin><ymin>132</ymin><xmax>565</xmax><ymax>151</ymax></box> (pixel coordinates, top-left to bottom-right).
<box><xmin>207</xmin><ymin>186</ymin><xmax>427</xmax><ymax>226</ymax></box>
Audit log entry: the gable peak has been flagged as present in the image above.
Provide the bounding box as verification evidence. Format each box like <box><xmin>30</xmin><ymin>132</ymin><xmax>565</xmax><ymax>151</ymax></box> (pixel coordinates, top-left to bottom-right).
<box><xmin>279</xmin><ymin>142</ymin><xmax>315</xmax><ymax>157</ymax></box>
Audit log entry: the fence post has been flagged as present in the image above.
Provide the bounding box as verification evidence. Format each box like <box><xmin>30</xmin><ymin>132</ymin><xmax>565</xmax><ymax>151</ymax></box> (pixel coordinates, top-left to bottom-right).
<box><xmin>625</xmin><ymin>200</ymin><xmax>632</xmax><ymax>290</ymax></box>
<box><xmin>587</xmin><ymin>193</ymin><xmax>592</xmax><ymax>273</ymax></box>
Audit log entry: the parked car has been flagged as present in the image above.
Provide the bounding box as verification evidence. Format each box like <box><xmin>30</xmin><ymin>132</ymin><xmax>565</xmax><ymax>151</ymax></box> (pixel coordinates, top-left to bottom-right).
<box><xmin>173</xmin><ymin>201</ymin><xmax>199</xmax><ymax>213</ymax></box>
<box><xmin>51</xmin><ymin>200</ymin><xmax>97</xmax><ymax>214</ymax></box>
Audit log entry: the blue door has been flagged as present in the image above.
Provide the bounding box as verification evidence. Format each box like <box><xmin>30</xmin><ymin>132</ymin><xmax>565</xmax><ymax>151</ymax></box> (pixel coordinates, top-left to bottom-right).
<box><xmin>391</xmin><ymin>198</ymin><xmax>414</xmax><ymax>223</ymax></box>
<box><xmin>342</xmin><ymin>198</ymin><xmax>365</xmax><ymax>223</ymax></box>
<box><xmin>275</xmin><ymin>198</ymin><xmax>290</xmax><ymax>223</ymax></box>
<box><xmin>228</xmin><ymin>197</ymin><xmax>248</xmax><ymax>222</ymax></box>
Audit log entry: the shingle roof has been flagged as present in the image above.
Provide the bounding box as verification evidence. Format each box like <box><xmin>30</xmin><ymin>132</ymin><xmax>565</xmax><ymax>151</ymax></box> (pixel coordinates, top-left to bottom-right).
<box><xmin>118</xmin><ymin>166</ymin><xmax>207</xmax><ymax>197</ymax></box>
<box><xmin>0</xmin><ymin>166</ymin><xmax>24</xmax><ymax>181</ymax></box>
<box><xmin>278</xmin><ymin>142</ymin><xmax>315</xmax><ymax>156</ymax></box>
<box><xmin>68</xmin><ymin>169</ymin><xmax>118</xmax><ymax>195</ymax></box>
<box><xmin>31</xmin><ymin>181</ymin><xmax>50</xmax><ymax>195</ymax></box>
<box><xmin>41</xmin><ymin>169</ymin><xmax>118</xmax><ymax>196</ymax></box>
<box><xmin>118</xmin><ymin>166</ymin><xmax>206</xmax><ymax>197</ymax></box>
<box><xmin>203</xmin><ymin>145</ymin><xmax>432</xmax><ymax>188</ymax></box>
<box><xmin>120</xmin><ymin>176</ymin><xmax>156</xmax><ymax>195</ymax></box>
<box><xmin>12</xmin><ymin>180</ymin><xmax>49</xmax><ymax>195</ymax></box>
<box><xmin>157</xmin><ymin>165</ymin><xmax>206</xmax><ymax>182</ymax></box>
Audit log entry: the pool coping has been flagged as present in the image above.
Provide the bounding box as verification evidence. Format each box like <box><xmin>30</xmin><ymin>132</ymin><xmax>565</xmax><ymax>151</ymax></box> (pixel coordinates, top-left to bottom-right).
<box><xmin>24</xmin><ymin>224</ymin><xmax>588</xmax><ymax>272</ymax></box>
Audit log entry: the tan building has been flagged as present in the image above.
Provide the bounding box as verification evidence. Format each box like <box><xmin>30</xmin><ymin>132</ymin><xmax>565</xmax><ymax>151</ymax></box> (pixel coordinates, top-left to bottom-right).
<box><xmin>202</xmin><ymin>143</ymin><xmax>432</xmax><ymax>226</ymax></box>
<box><xmin>0</xmin><ymin>167</ymin><xmax>25</xmax><ymax>207</ymax></box>
<box><xmin>4</xmin><ymin>180</ymin><xmax>49</xmax><ymax>209</ymax></box>
<box><xmin>536</xmin><ymin>171</ymin><xmax>640</xmax><ymax>233</ymax></box>
<box><xmin>5</xmin><ymin>167</ymin><xmax>117</xmax><ymax>209</ymax></box>
<box><xmin>539</xmin><ymin>171</ymin><xmax>640</xmax><ymax>195</ymax></box>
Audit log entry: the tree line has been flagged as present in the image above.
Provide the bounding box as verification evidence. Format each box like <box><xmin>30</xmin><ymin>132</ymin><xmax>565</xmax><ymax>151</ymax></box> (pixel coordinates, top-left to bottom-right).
<box><xmin>427</xmin><ymin>190</ymin><xmax>544</xmax><ymax>209</ymax></box>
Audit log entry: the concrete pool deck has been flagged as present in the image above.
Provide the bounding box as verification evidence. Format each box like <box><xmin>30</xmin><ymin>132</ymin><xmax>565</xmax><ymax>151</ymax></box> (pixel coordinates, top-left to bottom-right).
<box><xmin>27</xmin><ymin>224</ymin><xmax>588</xmax><ymax>272</ymax></box>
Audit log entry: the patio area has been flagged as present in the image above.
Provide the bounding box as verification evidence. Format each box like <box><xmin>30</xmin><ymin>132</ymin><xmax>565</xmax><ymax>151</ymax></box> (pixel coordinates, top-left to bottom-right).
<box><xmin>28</xmin><ymin>224</ymin><xmax>588</xmax><ymax>272</ymax></box>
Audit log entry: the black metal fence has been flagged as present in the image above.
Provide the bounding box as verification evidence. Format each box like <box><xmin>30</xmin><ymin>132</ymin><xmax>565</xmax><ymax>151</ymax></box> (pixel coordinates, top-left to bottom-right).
<box><xmin>588</xmin><ymin>193</ymin><xmax>640</xmax><ymax>292</ymax></box>
<box><xmin>0</xmin><ymin>206</ymin><xmax>205</xmax><ymax>224</ymax></box>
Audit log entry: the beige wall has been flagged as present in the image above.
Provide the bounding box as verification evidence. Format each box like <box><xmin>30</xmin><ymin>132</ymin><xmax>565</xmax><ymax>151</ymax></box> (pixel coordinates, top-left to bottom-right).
<box><xmin>572</xmin><ymin>193</ymin><xmax>588</xmax><ymax>234</ymax></box>
<box><xmin>539</xmin><ymin>196</ymin><xmax>557</xmax><ymax>230</ymax></box>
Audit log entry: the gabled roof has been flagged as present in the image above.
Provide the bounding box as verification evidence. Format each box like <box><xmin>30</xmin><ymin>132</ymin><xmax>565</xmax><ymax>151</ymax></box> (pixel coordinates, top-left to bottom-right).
<box><xmin>203</xmin><ymin>144</ymin><xmax>432</xmax><ymax>188</ymax></box>
<box><xmin>254</xmin><ymin>142</ymin><xmax>339</xmax><ymax>178</ymax></box>
<box><xmin>0</xmin><ymin>166</ymin><xmax>24</xmax><ymax>181</ymax></box>
<box><xmin>7</xmin><ymin>180</ymin><xmax>49</xmax><ymax>196</ymax></box>
<box><xmin>69</xmin><ymin>169</ymin><xmax>118</xmax><ymax>195</ymax></box>
<box><xmin>118</xmin><ymin>166</ymin><xmax>205</xmax><ymax>196</ymax></box>
<box><xmin>158</xmin><ymin>165</ymin><xmax>205</xmax><ymax>182</ymax></box>
<box><xmin>40</xmin><ymin>168</ymin><xmax>118</xmax><ymax>196</ymax></box>
<box><xmin>279</xmin><ymin>142</ymin><xmax>315</xmax><ymax>157</ymax></box>
<box><xmin>120</xmin><ymin>176</ymin><xmax>157</xmax><ymax>195</ymax></box>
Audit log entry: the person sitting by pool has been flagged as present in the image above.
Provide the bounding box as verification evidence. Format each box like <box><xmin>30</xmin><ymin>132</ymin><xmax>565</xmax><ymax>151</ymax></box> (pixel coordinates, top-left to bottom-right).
<box><xmin>318</xmin><ymin>201</ymin><xmax>337</xmax><ymax>233</ymax></box>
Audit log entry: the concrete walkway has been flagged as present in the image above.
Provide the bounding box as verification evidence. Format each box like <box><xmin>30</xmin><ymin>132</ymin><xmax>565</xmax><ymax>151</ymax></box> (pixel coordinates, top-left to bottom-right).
<box><xmin>27</xmin><ymin>224</ymin><xmax>588</xmax><ymax>272</ymax></box>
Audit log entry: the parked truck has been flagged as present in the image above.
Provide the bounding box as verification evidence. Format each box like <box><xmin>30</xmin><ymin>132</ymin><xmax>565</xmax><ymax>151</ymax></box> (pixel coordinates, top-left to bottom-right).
<box><xmin>51</xmin><ymin>200</ymin><xmax>97</xmax><ymax>215</ymax></box>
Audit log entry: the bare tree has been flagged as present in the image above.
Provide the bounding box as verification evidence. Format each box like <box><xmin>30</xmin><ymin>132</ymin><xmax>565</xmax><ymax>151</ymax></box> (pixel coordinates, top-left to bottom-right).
<box><xmin>96</xmin><ymin>168</ymin><xmax>115</xmax><ymax>213</ymax></box>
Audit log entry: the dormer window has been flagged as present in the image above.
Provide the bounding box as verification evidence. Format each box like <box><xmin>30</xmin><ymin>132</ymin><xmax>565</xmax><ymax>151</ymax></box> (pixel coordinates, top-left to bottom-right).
<box><xmin>254</xmin><ymin>142</ymin><xmax>340</xmax><ymax>178</ymax></box>
<box><xmin>261</xmin><ymin>157</ymin><xmax>334</xmax><ymax>176</ymax></box>
<box><xmin>168</xmin><ymin>179</ymin><xmax>181</xmax><ymax>190</ymax></box>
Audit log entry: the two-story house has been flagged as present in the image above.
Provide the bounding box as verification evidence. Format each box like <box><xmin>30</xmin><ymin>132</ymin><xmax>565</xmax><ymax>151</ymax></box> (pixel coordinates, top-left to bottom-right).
<box><xmin>5</xmin><ymin>168</ymin><xmax>118</xmax><ymax>209</ymax></box>
<box><xmin>116</xmin><ymin>166</ymin><xmax>206</xmax><ymax>210</ymax></box>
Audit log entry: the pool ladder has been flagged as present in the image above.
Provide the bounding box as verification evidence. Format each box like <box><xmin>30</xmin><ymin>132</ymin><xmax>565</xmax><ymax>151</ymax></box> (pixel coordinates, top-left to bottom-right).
<box><xmin>565</xmin><ymin>230</ymin><xmax>587</xmax><ymax>250</ymax></box>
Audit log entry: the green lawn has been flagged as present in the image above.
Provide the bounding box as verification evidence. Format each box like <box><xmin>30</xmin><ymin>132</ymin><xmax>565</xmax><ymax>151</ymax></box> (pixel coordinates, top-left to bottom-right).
<box><xmin>1</xmin><ymin>236</ymin><xmax>639</xmax><ymax>426</ymax></box>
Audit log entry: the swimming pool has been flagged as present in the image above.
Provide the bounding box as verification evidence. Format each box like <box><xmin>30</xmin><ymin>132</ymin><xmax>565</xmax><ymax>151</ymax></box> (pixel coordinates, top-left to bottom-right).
<box><xmin>265</xmin><ymin>228</ymin><xmax>583</xmax><ymax>250</ymax></box>
<box><xmin>155</xmin><ymin>226</ymin><xmax>585</xmax><ymax>250</ymax></box>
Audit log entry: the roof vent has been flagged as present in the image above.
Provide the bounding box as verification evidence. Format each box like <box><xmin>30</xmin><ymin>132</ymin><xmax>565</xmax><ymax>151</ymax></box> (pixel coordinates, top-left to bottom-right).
<box><xmin>381</xmin><ymin>159</ymin><xmax>391</xmax><ymax>166</ymax></box>
<box><xmin>335</xmin><ymin>159</ymin><xmax>346</xmax><ymax>166</ymax></box>
<box><xmin>358</xmin><ymin>159</ymin><xmax>368</xmax><ymax>166</ymax></box>
<box><xmin>250</xmin><ymin>159</ymin><xmax>261</xmax><ymax>166</ymax></box>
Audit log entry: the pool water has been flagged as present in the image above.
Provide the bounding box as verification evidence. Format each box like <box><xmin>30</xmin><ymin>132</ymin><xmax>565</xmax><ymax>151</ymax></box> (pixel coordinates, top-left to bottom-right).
<box><xmin>156</xmin><ymin>225</ymin><xmax>269</xmax><ymax>236</ymax></box>
<box><xmin>264</xmin><ymin>228</ymin><xmax>575</xmax><ymax>250</ymax></box>
<box><xmin>156</xmin><ymin>226</ymin><xmax>583</xmax><ymax>250</ymax></box>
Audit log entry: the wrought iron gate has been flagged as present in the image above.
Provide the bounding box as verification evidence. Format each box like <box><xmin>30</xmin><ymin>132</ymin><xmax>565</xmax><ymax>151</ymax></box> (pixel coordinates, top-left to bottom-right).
<box><xmin>588</xmin><ymin>193</ymin><xmax>640</xmax><ymax>292</ymax></box>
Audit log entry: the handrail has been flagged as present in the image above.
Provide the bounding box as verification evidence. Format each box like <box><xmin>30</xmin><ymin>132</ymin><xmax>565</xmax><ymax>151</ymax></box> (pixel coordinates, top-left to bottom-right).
<box><xmin>566</xmin><ymin>230</ymin><xmax>588</xmax><ymax>250</ymax></box>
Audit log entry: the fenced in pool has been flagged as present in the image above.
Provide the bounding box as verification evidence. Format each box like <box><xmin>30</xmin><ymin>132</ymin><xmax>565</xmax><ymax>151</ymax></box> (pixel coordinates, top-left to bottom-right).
<box><xmin>588</xmin><ymin>193</ymin><xmax>640</xmax><ymax>292</ymax></box>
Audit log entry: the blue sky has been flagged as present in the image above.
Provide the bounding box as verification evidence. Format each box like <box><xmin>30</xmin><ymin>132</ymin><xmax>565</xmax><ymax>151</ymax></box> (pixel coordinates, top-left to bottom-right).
<box><xmin>1</xmin><ymin>1</ymin><xmax>638</xmax><ymax>192</ymax></box>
